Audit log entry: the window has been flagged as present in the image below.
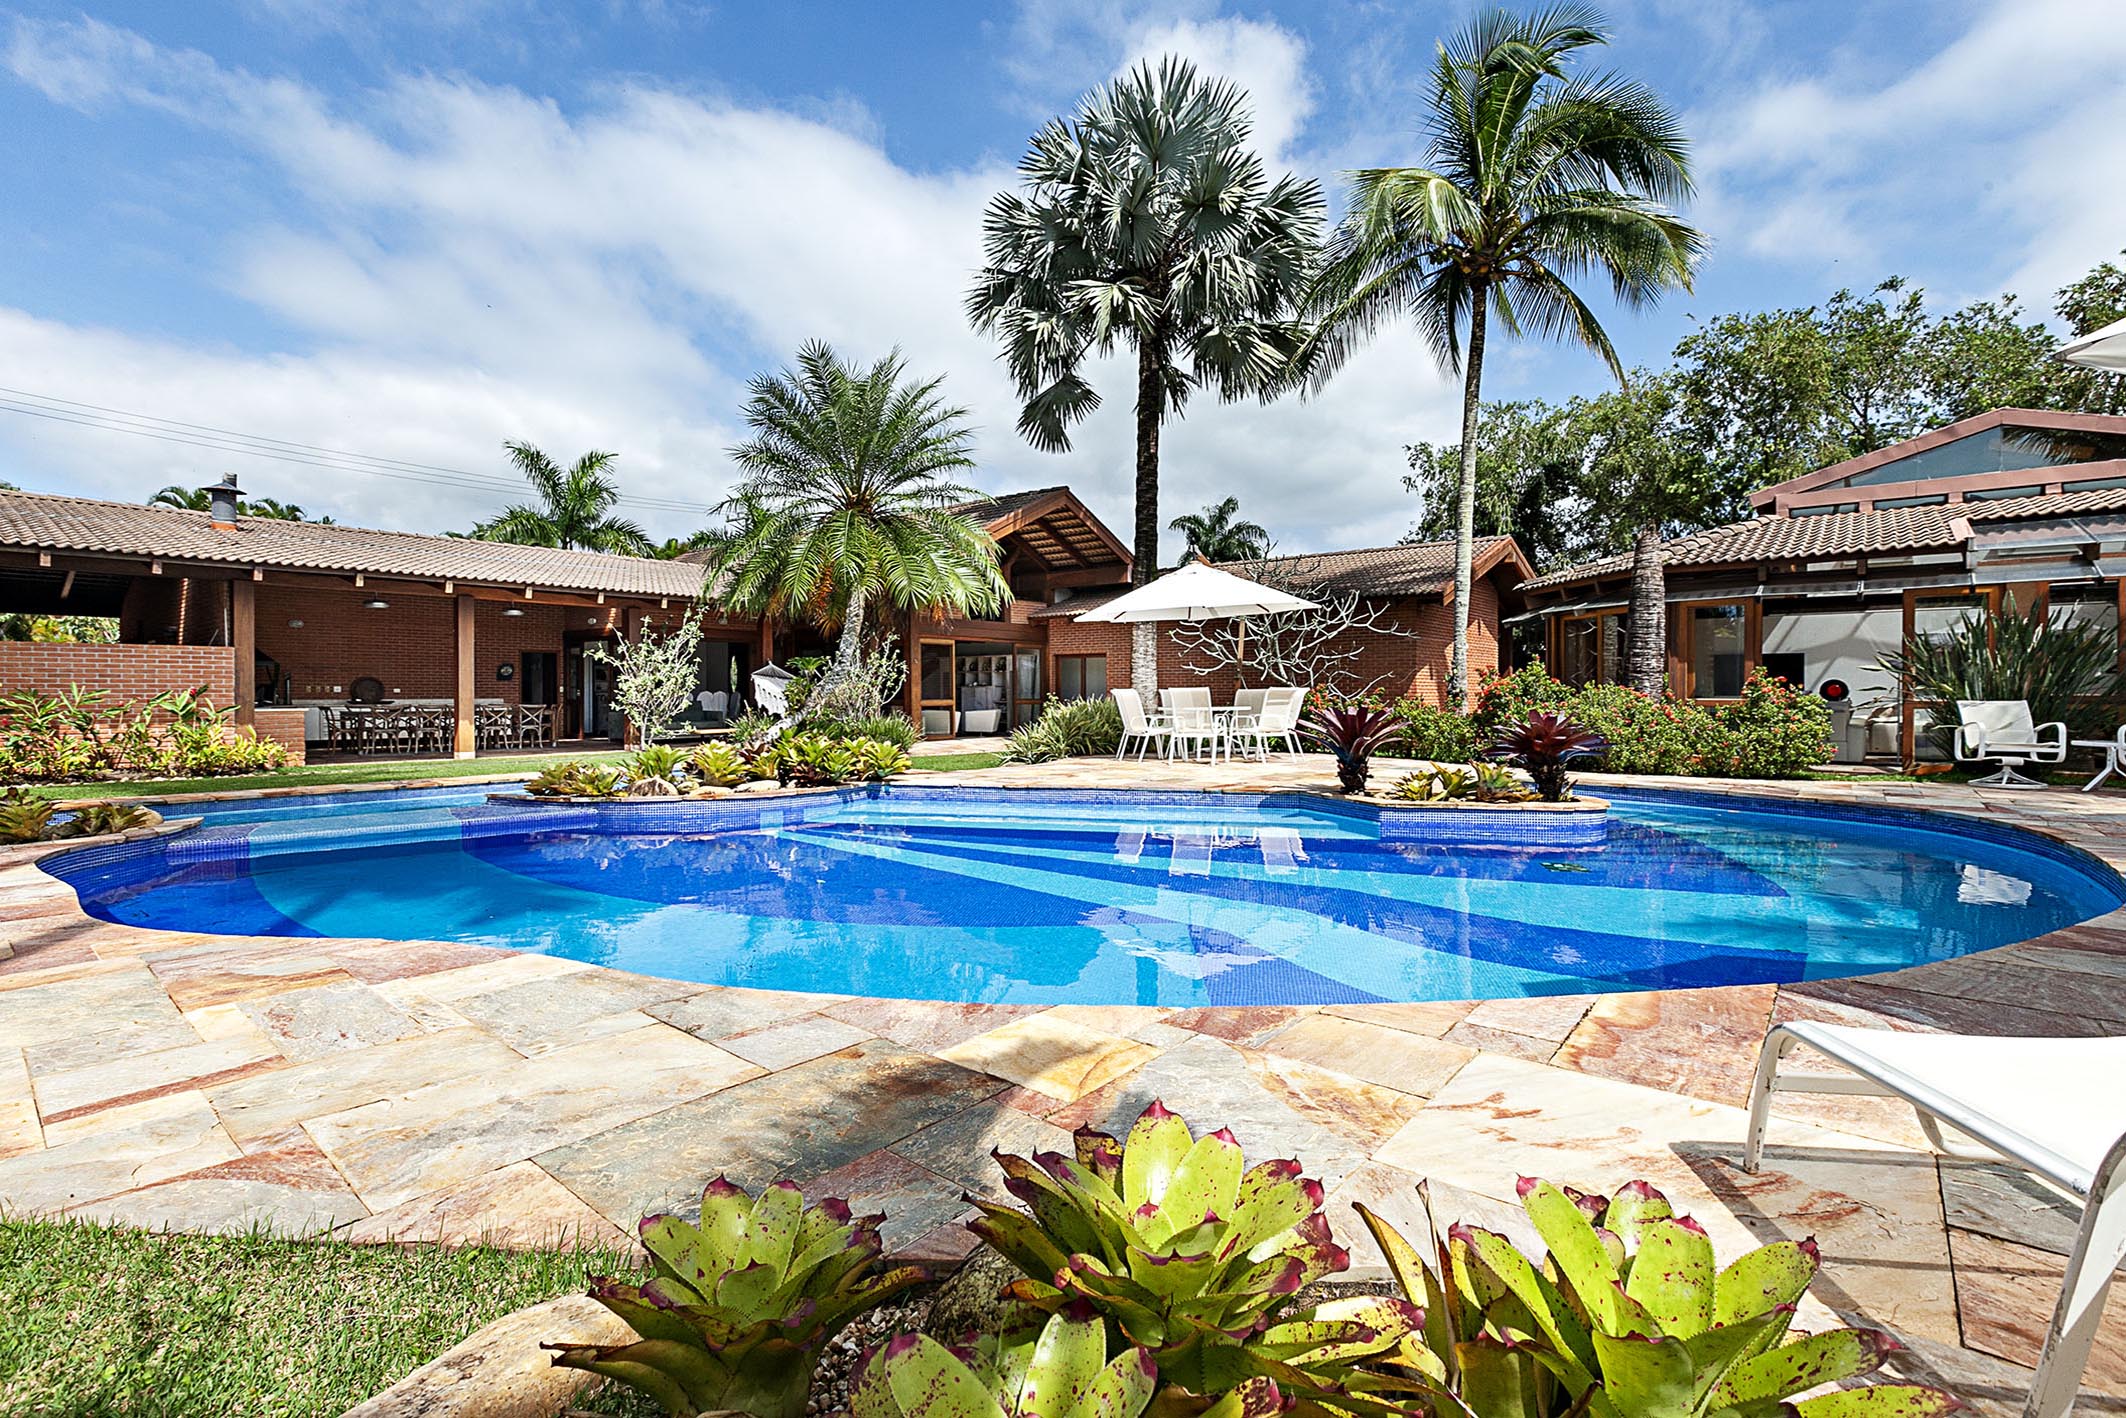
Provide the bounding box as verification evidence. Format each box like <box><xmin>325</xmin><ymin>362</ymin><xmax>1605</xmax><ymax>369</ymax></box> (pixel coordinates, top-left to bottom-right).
<box><xmin>1872</xmin><ymin>493</ymin><xmax>1948</xmax><ymax>509</ymax></box>
<box><xmin>1688</xmin><ymin>603</ymin><xmax>1747</xmax><ymax>698</ymax></box>
<box><xmin>1556</xmin><ymin>610</ymin><xmax>1627</xmax><ymax>686</ymax></box>
<box><xmin>1791</xmin><ymin>502</ymin><xmax>1859</xmax><ymax>516</ymax></box>
<box><xmin>1056</xmin><ymin>654</ymin><xmax>1107</xmax><ymax>701</ymax></box>
<box><xmin>1960</xmin><ymin>483</ymin><xmax>2044</xmax><ymax>502</ymax></box>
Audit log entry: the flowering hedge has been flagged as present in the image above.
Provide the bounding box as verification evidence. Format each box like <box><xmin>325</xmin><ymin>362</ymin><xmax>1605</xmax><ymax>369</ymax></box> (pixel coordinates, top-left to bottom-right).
<box><xmin>1326</xmin><ymin>664</ymin><xmax>1833</xmax><ymax>780</ymax></box>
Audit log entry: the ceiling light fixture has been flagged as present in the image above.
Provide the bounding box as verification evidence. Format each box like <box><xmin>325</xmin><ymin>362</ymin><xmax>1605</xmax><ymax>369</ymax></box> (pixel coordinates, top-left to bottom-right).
<box><xmin>501</xmin><ymin>606</ymin><xmax>525</xmax><ymax>617</ymax></box>
<box><xmin>363</xmin><ymin>598</ymin><xmax>389</xmax><ymax>610</ymax></box>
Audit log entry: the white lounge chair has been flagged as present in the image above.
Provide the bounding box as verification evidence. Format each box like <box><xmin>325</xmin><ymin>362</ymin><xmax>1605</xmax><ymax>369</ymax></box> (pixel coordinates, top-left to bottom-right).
<box><xmin>1954</xmin><ymin>699</ymin><xmax>2067</xmax><ymax>788</ymax></box>
<box><xmin>1110</xmin><ymin>689</ymin><xmax>1169</xmax><ymax>762</ymax></box>
<box><xmin>1744</xmin><ymin>1022</ymin><xmax>2126</xmax><ymax>1418</ymax></box>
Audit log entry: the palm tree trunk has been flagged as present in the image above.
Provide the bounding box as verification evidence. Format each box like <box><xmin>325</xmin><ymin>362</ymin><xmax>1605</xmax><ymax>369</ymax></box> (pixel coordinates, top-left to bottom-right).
<box><xmin>830</xmin><ymin>594</ymin><xmax>868</xmax><ymax>685</ymax></box>
<box><xmin>1446</xmin><ymin>289</ymin><xmax>1487</xmax><ymax>711</ymax></box>
<box><xmin>1131</xmin><ymin>338</ymin><xmax>1164</xmax><ymax>696</ymax></box>
<box><xmin>1627</xmin><ymin>525</ymin><xmax>1667</xmax><ymax>696</ymax></box>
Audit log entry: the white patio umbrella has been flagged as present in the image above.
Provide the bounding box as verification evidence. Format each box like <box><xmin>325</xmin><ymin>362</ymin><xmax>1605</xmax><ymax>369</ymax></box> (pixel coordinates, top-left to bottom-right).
<box><xmin>2056</xmin><ymin>315</ymin><xmax>2126</xmax><ymax>371</ymax></box>
<box><xmin>1073</xmin><ymin>559</ymin><xmax>1319</xmax><ymax>691</ymax></box>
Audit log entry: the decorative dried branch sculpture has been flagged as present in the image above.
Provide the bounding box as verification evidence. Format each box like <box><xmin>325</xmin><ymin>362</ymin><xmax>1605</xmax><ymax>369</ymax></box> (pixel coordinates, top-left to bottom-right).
<box><xmin>1166</xmin><ymin>554</ymin><xmax>1419</xmax><ymax>697</ymax></box>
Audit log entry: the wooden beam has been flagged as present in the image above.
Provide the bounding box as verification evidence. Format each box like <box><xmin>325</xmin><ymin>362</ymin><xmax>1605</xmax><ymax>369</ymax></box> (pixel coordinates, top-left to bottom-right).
<box><xmin>454</xmin><ymin>593</ymin><xmax>477</xmax><ymax>759</ymax></box>
<box><xmin>232</xmin><ymin>578</ymin><xmax>256</xmax><ymax>727</ymax></box>
<box><xmin>58</xmin><ymin>570</ymin><xmax>74</xmax><ymax>599</ymax></box>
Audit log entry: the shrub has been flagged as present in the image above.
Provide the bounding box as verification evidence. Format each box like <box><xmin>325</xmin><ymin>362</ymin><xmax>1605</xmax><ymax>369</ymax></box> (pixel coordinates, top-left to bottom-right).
<box><xmin>826</xmin><ymin>712</ymin><xmax>920</xmax><ymax>751</ymax></box>
<box><xmin>0</xmin><ymin>686</ymin><xmax>287</xmax><ymax>784</ymax></box>
<box><xmin>0</xmin><ymin>792</ymin><xmax>57</xmax><ymax>843</ymax></box>
<box><xmin>1472</xmin><ymin>662</ymin><xmax>1575</xmax><ymax>734</ymax></box>
<box><xmin>1490</xmin><ymin>711</ymin><xmax>1606</xmax><ymax>801</ymax></box>
<box><xmin>62</xmin><ymin>802</ymin><xmax>159</xmax><ymax>836</ymax></box>
<box><xmin>1716</xmin><ymin>669</ymin><xmax>1835</xmax><ymax>777</ymax></box>
<box><xmin>1000</xmin><ymin>696</ymin><xmax>1122</xmax><ymax>763</ymax></box>
<box><xmin>849</xmin><ymin>737</ymin><xmax>913</xmax><ymax>781</ymax></box>
<box><xmin>1567</xmin><ymin>684</ymin><xmax>1707</xmax><ymax>776</ymax></box>
<box><xmin>1389</xmin><ymin>765</ymin><xmax>1475</xmax><ymax>801</ymax></box>
<box><xmin>1300</xmin><ymin>704</ymin><xmax>1400</xmax><ymax>793</ymax></box>
<box><xmin>1356</xmin><ymin>1178</ymin><xmax>1956</xmax><ymax>1418</ymax></box>
<box><xmin>549</xmin><ymin>1177</ymin><xmax>924</xmax><ymax>1418</ymax></box>
<box><xmin>524</xmin><ymin>763</ymin><xmax>624</xmax><ymax>799</ymax></box>
<box><xmin>624</xmin><ymin>744</ymin><xmax>686</xmax><ymax>796</ymax></box>
<box><xmin>1382</xmin><ymin>698</ymin><xmax>1477</xmax><ymax>762</ymax></box>
<box><xmin>784</xmin><ymin>734</ymin><xmax>860</xmax><ymax>786</ymax></box>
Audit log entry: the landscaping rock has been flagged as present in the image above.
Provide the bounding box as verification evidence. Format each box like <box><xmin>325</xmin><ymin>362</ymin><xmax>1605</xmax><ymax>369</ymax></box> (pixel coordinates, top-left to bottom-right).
<box><xmin>338</xmin><ymin>1293</ymin><xmax>630</xmax><ymax>1418</ymax></box>
<box><xmin>921</xmin><ymin>1245</ymin><xmax>1027</xmax><ymax>1344</ymax></box>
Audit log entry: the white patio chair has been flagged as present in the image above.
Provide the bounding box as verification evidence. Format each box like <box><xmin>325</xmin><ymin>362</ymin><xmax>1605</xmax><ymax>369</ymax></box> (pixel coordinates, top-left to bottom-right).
<box><xmin>1110</xmin><ymin>689</ymin><xmax>1170</xmax><ymax>761</ymax></box>
<box><xmin>1744</xmin><ymin>1022</ymin><xmax>2126</xmax><ymax>1418</ymax></box>
<box><xmin>1953</xmin><ymin>699</ymin><xmax>2067</xmax><ymax>788</ymax></box>
<box><xmin>1258</xmin><ymin>687</ymin><xmax>1308</xmax><ymax>754</ymax></box>
<box><xmin>1160</xmin><ymin>687</ymin><xmax>1221</xmax><ymax>763</ymax></box>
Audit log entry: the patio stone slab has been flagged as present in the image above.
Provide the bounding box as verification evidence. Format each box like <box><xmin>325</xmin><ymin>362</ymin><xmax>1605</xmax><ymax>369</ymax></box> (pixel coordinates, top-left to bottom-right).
<box><xmin>34</xmin><ymin>1031</ymin><xmax>284</xmax><ymax>1124</ymax></box>
<box><xmin>1941</xmin><ymin>1158</ymin><xmax>2090</xmax><ymax>1258</ymax></box>
<box><xmin>1251</xmin><ymin>1015</ymin><xmax>1472</xmax><ymax>1096</ymax></box>
<box><xmin>890</xmin><ymin>1097</ymin><xmax>1074</xmax><ymax>1198</ymax></box>
<box><xmin>0</xmin><ymin>963</ymin><xmax>198</xmax><ymax>1075</ymax></box>
<box><xmin>205</xmin><ymin>1026</ymin><xmax>525</xmax><ymax>1149</ymax></box>
<box><xmin>0</xmin><ymin>1047</ymin><xmax>39</xmax><ymax>1160</ymax></box>
<box><xmin>651</xmin><ymin>985</ymin><xmax>853</xmax><ymax>1042</ymax></box>
<box><xmin>237</xmin><ymin>981</ymin><xmax>427</xmax><ymax>1061</ymax></box>
<box><xmin>720</xmin><ymin>1014</ymin><xmax>875</xmax><ymax>1070</ymax></box>
<box><xmin>1441</xmin><ymin>1020</ymin><xmax>1561</xmax><ymax>1062</ymax></box>
<box><xmin>1553</xmin><ymin>984</ymin><xmax>1779</xmax><ymax>1107</ymax></box>
<box><xmin>819</xmin><ymin>998</ymin><xmax>1043</xmax><ymax>1053</ymax></box>
<box><xmin>0</xmin><ymin>1091</ymin><xmax>238</xmax><ymax>1215</ymax></box>
<box><xmin>1461</xmin><ymin>994</ymin><xmax>1600</xmax><ymax>1042</ymax></box>
<box><xmin>307</xmin><ymin>1023</ymin><xmax>758</xmax><ymax>1211</ymax></box>
<box><xmin>145</xmin><ymin>943</ymin><xmax>359</xmax><ymax>1012</ymax></box>
<box><xmin>1047</xmin><ymin>1035</ymin><xmax>1375</xmax><ymax>1190</ymax></box>
<box><xmin>938</xmin><ymin>1013</ymin><xmax>1158</xmax><ymax>1103</ymax></box>
<box><xmin>1234</xmin><ymin>1047</ymin><xmax>1429</xmax><ymax>1151</ymax></box>
<box><xmin>536</xmin><ymin>1040</ymin><xmax>1008</xmax><ymax>1227</ymax></box>
<box><xmin>436</xmin><ymin>971</ymin><xmax>698</xmax><ymax>1054</ymax></box>
<box><xmin>800</xmin><ymin>1147</ymin><xmax>972</xmax><ymax>1255</ymax></box>
<box><xmin>70</xmin><ymin>1170</ymin><xmax>369</xmax><ymax>1236</ymax></box>
<box><xmin>340</xmin><ymin>1160</ymin><xmax>632</xmax><ymax>1251</ymax></box>
<box><xmin>1166</xmin><ymin>1004</ymin><xmax>1317</xmax><ymax>1046</ymax></box>
<box><xmin>1949</xmin><ymin>1228</ymin><xmax>2126</xmax><ymax>1390</ymax></box>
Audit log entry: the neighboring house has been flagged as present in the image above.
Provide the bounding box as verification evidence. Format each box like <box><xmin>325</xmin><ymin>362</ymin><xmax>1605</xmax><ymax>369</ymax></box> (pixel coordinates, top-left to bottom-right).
<box><xmin>1516</xmin><ymin>408</ymin><xmax>2126</xmax><ymax>763</ymax></box>
<box><xmin>0</xmin><ymin>479</ymin><xmax>1529</xmax><ymax>754</ymax></box>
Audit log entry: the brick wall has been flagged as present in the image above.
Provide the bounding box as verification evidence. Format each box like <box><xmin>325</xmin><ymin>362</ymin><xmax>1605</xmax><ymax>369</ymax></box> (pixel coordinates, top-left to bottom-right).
<box><xmin>0</xmin><ymin>642</ymin><xmax>237</xmax><ymax>706</ymax></box>
<box><xmin>252</xmin><ymin>707</ymin><xmax>309</xmax><ymax>765</ymax></box>
<box><xmin>254</xmin><ymin>587</ymin><xmax>598</xmax><ymax>708</ymax></box>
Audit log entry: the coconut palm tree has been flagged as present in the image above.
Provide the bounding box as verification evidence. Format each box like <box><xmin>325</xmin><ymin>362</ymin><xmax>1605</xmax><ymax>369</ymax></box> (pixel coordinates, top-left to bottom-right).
<box><xmin>1304</xmin><ymin>4</ymin><xmax>1702</xmax><ymax>707</ymax></box>
<box><xmin>968</xmin><ymin>57</ymin><xmax>1323</xmax><ymax>692</ymax></box>
<box><xmin>713</xmin><ymin>342</ymin><xmax>1008</xmax><ymax>684</ymax></box>
<box><xmin>474</xmin><ymin>444</ymin><xmax>650</xmax><ymax>554</ymax></box>
<box><xmin>1170</xmin><ymin>497</ymin><xmax>1271</xmax><ymax>565</ymax></box>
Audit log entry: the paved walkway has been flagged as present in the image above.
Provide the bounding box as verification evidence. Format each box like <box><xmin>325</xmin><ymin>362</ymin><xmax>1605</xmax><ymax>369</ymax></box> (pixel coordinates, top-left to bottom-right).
<box><xmin>2</xmin><ymin>757</ymin><xmax>2124</xmax><ymax>1414</ymax></box>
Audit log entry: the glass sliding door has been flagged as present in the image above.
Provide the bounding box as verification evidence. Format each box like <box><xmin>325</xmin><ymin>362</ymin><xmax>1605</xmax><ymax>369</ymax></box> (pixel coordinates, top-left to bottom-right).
<box><xmin>1013</xmin><ymin>649</ymin><xmax>1042</xmax><ymax>728</ymax></box>
<box><xmin>918</xmin><ymin>640</ymin><xmax>957</xmax><ymax>737</ymax></box>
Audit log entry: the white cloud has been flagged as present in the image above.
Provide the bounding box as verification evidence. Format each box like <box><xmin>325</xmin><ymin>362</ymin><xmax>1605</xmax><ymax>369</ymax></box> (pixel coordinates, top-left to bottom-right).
<box><xmin>0</xmin><ymin>12</ymin><xmax>1452</xmax><ymax>559</ymax></box>
<box><xmin>1694</xmin><ymin>0</ymin><xmax>2126</xmax><ymax>300</ymax></box>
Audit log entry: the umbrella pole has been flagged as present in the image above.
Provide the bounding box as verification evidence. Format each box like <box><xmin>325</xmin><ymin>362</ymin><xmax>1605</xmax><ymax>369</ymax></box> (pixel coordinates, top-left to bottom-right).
<box><xmin>1236</xmin><ymin>619</ymin><xmax>1249</xmax><ymax>684</ymax></box>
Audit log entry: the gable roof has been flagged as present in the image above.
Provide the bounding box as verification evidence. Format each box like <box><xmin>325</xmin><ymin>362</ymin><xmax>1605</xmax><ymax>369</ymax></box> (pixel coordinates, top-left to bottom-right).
<box><xmin>1519</xmin><ymin>484</ymin><xmax>2126</xmax><ymax>593</ymax></box>
<box><xmin>1748</xmin><ymin>408</ymin><xmax>2126</xmax><ymax>512</ymax></box>
<box><xmin>0</xmin><ymin>488</ymin><xmax>708</xmax><ymax>598</ymax></box>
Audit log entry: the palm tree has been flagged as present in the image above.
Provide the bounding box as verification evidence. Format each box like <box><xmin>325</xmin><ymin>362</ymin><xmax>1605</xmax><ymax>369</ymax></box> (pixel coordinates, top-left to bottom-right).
<box><xmin>474</xmin><ymin>443</ymin><xmax>650</xmax><ymax>554</ymax></box>
<box><xmin>1170</xmin><ymin>497</ymin><xmax>1271</xmax><ymax>564</ymax></box>
<box><xmin>714</xmin><ymin>341</ymin><xmax>1008</xmax><ymax>683</ymax></box>
<box><xmin>147</xmin><ymin>486</ymin><xmax>329</xmax><ymax>521</ymax></box>
<box><xmin>651</xmin><ymin>530</ymin><xmax>717</xmax><ymax>559</ymax></box>
<box><xmin>968</xmin><ymin>57</ymin><xmax>1323</xmax><ymax>692</ymax></box>
<box><xmin>1304</xmin><ymin>4</ymin><xmax>1702</xmax><ymax>707</ymax></box>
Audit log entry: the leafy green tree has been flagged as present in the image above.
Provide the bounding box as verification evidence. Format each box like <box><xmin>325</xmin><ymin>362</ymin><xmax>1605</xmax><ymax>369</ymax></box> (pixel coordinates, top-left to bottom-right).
<box><xmin>474</xmin><ymin>444</ymin><xmax>650</xmax><ymax>554</ymax></box>
<box><xmin>1405</xmin><ymin>400</ymin><xmax>1586</xmax><ymax>570</ymax></box>
<box><xmin>2055</xmin><ymin>249</ymin><xmax>2126</xmax><ymax>415</ymax></box>
<box><xmin>968</xmin><ymin>57</ymin><xmax>1323</xmax><ymax>692</ymax></box>
<box><xmin>651</xmin><ymin>530</ymin><xmax>717</xmax><ymax>559</ymax></box>
<box><xmin>1169</xmin><ymin>497</ymin><xmax>1271</xmax><ymax>564</ymax></box>
<box><xmin>1305</xmin><ymin>4</ymin><xmax>1701</xmax><ymax>707</ymax></box>
<box><xmin>713</xmin><ymin>342</ymin><xmax>1008</xmax><ymax>685</ymax></box>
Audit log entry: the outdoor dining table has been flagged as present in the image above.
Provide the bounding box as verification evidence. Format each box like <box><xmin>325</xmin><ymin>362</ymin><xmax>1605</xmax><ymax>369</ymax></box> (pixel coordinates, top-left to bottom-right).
<box><xmin>1163</xmin><ymin>704</ymin><xmax>1263</xmax><ymax>765</ymax></box>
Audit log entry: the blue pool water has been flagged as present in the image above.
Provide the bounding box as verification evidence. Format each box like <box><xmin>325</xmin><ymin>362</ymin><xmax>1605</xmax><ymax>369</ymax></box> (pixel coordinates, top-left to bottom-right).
<box><xmin>44</xmin><ymin>785</ymin><xmax>2124</xmax><ymax>1006</ymax></box>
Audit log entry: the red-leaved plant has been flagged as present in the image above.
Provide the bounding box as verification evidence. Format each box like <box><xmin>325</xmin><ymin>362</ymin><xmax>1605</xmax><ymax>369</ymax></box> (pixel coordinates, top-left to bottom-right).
<box><xmin>1490</xmin><ymin>710</ymin><xmax>1606</xmax><ymax>801</ymax></box>
<box><xmin>1302</xmin><ymin>704</ymin><xmax>1402</xmax><ymax>793</ymax></box>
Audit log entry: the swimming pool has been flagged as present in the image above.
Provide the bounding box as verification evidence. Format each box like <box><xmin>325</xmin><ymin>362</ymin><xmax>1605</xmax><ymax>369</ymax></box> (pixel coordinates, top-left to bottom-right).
<box><xmin>45</xmin><ymin>785</ymin><xmax>2124</xmax><ymax>1006</ymax></box>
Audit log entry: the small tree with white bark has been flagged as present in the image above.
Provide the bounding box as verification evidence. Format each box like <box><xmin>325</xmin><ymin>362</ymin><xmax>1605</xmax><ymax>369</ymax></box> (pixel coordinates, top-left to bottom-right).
<box><xmin>1167</xmin><ymin>555</ymin><xmax>1419</xmax><ymax>699</ymax></box>
<box><xmin>587</xmin><ymin>607</ymin><xmax>705</xmax><ymax>745</ymax></box>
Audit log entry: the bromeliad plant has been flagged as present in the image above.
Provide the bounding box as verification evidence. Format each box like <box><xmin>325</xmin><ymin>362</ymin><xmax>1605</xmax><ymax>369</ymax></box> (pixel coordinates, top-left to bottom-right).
<box><xmin>548</xmin><ymin>1177</ymin><xmax>926</xmax><ymax>1418</ymax></box>
<box><xmin>969</xmin><ymin>1102</ymin><xmax>1421</xmax><ymax>1406</ymax></box>
<box><xmin>1303</xmin><ymin>705</ymin><xmax>1402</xmax><ymax>794</ymax></box>
<box><xmin>1355</xmin><ymin>1179</ymin><xmax>1959</xmax><ymax>1418</ymax></box>
<box><xmin>1488</xmin><ymin>712</ymin><xmax>1605</xmax><ymax>802</ymax></box>
<box><xmin>853</xmin><ymin>1305</ymin><xmax>1284</xmax><ymax>1418</ymax></box>
<box><xmin>626</xmin><ymin>744</ymin><xmax>688</xmax><ymax>796</ymax></box>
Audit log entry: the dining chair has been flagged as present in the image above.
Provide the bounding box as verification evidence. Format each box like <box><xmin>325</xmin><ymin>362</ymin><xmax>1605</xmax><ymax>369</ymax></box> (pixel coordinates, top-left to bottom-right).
<box><xmin>1110</xmin><ymin>689</ymin><xmax>1171</xmax><ymax>761</ymax></box>
<box><xmin>1160</xmin><ymin>687</ymin><xmax>1222</xmax><ymax>763</ymax></box>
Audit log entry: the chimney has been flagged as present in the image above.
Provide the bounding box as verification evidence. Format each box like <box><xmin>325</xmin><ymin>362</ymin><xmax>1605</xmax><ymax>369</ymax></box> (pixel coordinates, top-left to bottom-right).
<box><xmin>203</xmin><ymin>474</ymin><xmax>244</xmax><ymax>530</ymax></box>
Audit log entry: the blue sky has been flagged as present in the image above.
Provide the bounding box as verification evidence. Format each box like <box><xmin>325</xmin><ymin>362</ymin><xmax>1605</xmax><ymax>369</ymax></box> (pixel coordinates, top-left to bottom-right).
<box><xmin>2</xmin><ymin>1</ymin><xmax>2121</xmax><ymax>558</ymax></box>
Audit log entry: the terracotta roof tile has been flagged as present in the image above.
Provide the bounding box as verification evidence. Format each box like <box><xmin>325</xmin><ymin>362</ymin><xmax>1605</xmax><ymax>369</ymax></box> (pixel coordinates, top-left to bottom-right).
<box><xmin>1518</xmin><ymin>486</ymin><xmax>2126</xmax><ymax>593</ymax></box>
<box><xmin>0</xmin><ymin>488</ymin><xmax>707</xmax><ymax>598</ymax></box>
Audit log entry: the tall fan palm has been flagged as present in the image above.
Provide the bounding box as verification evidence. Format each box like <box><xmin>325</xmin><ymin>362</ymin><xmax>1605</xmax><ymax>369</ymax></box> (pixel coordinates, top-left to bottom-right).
<box><xmin>968</xmin><ymin>57</ymin><xmax>1323</xmax><ymax>692</ymax></box>
<box><xmin>475</xmin><ymin>443</ymin><xmax>650</xmax><ymax>554</ymax></box>
<box><xmin>1170</xmin><ymin>496</ymin><xmax>1271</xmax><ymax>564</ymax></box>
<box><xmin>1305</xmin><ymin>4</ymin><xmax>1702</xmax><ymax>707</ymax></box>
<box><xmin>147</xmin><ymin>485</ymin><xmax>327</xmax><ymax>521</ymax></box>
<box><xmin>714</xmin><ymin>342</ymin><xmax>1008</xmax><ymax>682</ymax></box>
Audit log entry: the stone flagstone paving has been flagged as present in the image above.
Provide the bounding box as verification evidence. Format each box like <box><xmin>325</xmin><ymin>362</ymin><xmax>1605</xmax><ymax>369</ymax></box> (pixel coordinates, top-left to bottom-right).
<box><xmin>2</xmin><ymin>757</ymin><xmax>2125</xmax><ymax>1413</ymax></box>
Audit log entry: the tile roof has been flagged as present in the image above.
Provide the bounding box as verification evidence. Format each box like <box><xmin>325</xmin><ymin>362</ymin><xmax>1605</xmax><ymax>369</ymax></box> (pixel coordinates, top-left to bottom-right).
<box><xmin>0</xmin><ymin>488</ymin><xmax>708</xmax><ymax>598</ymax></box>
<box><xmin>948</xmin><ymin>486</ymin><xmax>1073</xmax><ymax>522</ymax></box>
<box><xmin>1518</xmin><ymin>485</ymin><xmax>2126</xmax><ymax>592</ymax></box>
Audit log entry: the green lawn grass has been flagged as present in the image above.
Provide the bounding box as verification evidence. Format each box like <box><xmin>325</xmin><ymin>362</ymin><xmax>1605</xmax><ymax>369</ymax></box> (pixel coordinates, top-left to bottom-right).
<box><xmin>907</xmin><ymin>751</ymin><xmax>1006</xmax><ymax>772</ymax></box>
<box><xmin>0</xmin><ymin>1216</ymin><xmax>648</xmax><ymax>1417</ymax></box>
